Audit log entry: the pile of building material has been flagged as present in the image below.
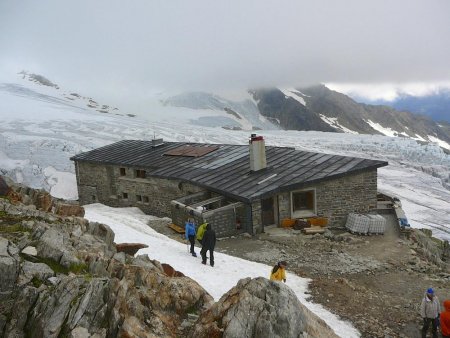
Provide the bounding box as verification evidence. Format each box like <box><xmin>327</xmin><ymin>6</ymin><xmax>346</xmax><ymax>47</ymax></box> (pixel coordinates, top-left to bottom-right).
<box><xmin>345</xmin><ymin>213</ymin><xmax>386</xmax><ymax>235</ymax></box>
<box><xmin>301</xmin><ymin>217</ymin><xmax>328</xmax><ymax>234</ymax></box>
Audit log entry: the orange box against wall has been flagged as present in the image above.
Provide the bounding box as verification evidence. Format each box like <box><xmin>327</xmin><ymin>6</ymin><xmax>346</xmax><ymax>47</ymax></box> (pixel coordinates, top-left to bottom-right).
<box><xmin>307</xmin><ymin>217</ymin><xmax>328</xmax><ymax>227</ymax></box>
<box><xmin>281</xmin><ymin>218</ymin><xmax>296</xmax><ymax>228</ymax></box>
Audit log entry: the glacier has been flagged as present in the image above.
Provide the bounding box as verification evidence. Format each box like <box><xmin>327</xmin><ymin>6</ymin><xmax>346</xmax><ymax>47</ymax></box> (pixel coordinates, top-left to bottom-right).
<box><xmin>0</xmin><ymin>75</ymin><xmax>449</xmax><ymax>241</ymax></box>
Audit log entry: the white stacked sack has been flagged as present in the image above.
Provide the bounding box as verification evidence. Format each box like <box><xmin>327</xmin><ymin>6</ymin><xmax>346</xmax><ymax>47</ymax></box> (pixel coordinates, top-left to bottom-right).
<box><xmin>368</xmin><ymin>214</ymin><xmax>386</xmax><ymax>234</ymax></box>
<box><xmin>345</xmin><ymin>213</ymin><xmax>370</xmax><ymax>234</ymax></box>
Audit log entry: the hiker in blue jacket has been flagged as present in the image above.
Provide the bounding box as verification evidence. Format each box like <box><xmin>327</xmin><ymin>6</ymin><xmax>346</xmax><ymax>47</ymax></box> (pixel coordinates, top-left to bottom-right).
<box><xmin>185</xmin><ymin>218</ymin><xmax>197</xmax><ymax>257</ymax></box>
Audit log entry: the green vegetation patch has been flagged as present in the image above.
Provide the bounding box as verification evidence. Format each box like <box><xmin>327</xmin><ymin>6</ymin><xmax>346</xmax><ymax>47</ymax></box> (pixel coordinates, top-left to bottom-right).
<box><xmin>31</xmin><ymin>276</ymin><xmax>43</xmax><ymax>288</ymax></box>
<box><xmin>0</xmin><ymin>223</ymin><xmax>28</xmax><ymax>233</ymax></box>
<box><xmin>27</xmin><ymin>257</ymin><xmax>88</xmax><ymax>275</ymax></box>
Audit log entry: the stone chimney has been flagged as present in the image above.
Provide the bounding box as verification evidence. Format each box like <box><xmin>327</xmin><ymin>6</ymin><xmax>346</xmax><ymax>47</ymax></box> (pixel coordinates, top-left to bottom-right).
<box><xmin>249</xmin><ymin>134</ymin><xmax>267</xmax><ymax>171</ymax></box>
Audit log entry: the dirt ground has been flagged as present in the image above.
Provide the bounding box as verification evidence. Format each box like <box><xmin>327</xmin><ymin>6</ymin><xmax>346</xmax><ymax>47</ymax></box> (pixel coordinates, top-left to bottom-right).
<box><xmin>149</xmin><ymin>214</ymin><xmax>450</xmax><ymax>338</ymax></box>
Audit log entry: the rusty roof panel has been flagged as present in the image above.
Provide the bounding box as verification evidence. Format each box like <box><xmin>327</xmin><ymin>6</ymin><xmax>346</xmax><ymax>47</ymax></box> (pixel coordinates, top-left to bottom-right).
<box><xmin>164</xmin><ymin>145</ymin><xmax>219</xmax><ymax>157</ymax></box>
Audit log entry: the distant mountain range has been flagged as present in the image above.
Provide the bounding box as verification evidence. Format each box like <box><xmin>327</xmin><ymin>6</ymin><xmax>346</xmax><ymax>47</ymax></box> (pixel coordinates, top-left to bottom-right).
<box><xmin>3</xmin><ymin>72</ymin><xmax>450</xmax><ymax>151</ymax></box>
<box><xmin>361</xmin><ymin>90</ymin><xmax>450</xmax><ymax>123</ymax></box>
<box><xmin>251</xmin><ymin>85</ymin><xmax>450</xmax><ymax>149</ymax></box>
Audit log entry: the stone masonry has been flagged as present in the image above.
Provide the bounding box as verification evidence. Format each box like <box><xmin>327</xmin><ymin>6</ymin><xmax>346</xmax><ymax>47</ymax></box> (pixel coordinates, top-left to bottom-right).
<box><xmin>75</xmin><ymin>161</ymin><xmax>378</xmax><ymax>233</ymax></box>
<box><xmin>75</xmin><ymin>162</ymin><xmax>202</xmax><ymax>217</ymax></box>
<box><xmin>277</xmin><ymin>170</ymin><xmax>378</xmax><ymax>227</ymax></box>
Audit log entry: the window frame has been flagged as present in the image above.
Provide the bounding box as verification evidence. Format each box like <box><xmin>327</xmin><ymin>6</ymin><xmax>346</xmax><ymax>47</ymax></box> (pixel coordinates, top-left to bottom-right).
<box><xmin>135</xmin><ymin>169</ymin><xmax>146</xmax><ymax>179</ymax></box>
<box><xmin>119</xmin><ymin>167</ymin><xmax>126</xmax><ymax>176</ymax></box>
<box><xmin>290</xmin><ymin>188</ymin><xmax>316</xmax><ymax>218</ymax></box>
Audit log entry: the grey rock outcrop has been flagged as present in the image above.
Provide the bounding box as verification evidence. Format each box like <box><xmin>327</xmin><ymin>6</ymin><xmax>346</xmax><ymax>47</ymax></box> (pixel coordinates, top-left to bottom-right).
<box><xmin>1</xmin><ymin>192</ymin><xmax>338</xmax><ymax>338</ymax></box>
<box><xmin>188</xmin><ymin>277</ymin><xmax>338</xmax><ymax>338</ymax></box>
<box><xmin>0</xmin><ymin>238</ymin><xmax>20</xmax><ymax>292</ymax></box>
<box><xmin>19</xmin><ymin>261</ymin><xmax>54</xmax><ymax>285</ymax></box>
<box><xmin>0</xmin><ymin>197</ymin><xmax>214</xmax><ymax>338</ymax></box>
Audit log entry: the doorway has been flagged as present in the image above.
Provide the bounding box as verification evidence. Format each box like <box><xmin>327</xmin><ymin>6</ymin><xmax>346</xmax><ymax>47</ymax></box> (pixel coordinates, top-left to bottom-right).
<box><xmin>261</xmin><ymin>197</ymin><xmax>275</xmax><ymax>226</ymax></box>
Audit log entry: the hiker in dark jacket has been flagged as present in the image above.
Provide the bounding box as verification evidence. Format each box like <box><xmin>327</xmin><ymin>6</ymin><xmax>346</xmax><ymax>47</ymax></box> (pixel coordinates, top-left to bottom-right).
<box><xmin>200</xmin><ymin>223</ymin><xmax>216</xmax><ymax>267</ymax></box>
<box><xmin>185</xmin><ymin>219</ymin><xmax>197</xmax><ymax>257</ymax></box>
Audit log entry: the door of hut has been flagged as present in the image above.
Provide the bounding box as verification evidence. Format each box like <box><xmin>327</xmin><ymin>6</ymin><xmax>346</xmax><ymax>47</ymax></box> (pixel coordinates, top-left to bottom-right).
<box><xmin>261</xmin><ymin>197</ymin><xmax>275</xmax><ymax>226</ymax></box>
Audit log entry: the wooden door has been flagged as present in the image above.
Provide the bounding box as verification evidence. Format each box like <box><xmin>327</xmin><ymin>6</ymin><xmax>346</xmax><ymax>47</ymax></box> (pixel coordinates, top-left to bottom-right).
<box><xmin>261</xmin><ymin>197</ymin><xmax>275</xmax><ymax>226</ymax></box>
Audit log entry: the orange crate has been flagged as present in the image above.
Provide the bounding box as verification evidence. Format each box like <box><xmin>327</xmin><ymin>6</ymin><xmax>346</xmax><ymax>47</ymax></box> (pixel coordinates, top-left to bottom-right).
<box><xmin>281</xmin><ymin>218</ymin><xmax>296</xmax><ymax>228</ymax></box>
<box><xmin>307</xmin><ymin>217</ymin><xmax>328</xmax><ymax>227</ymax></box>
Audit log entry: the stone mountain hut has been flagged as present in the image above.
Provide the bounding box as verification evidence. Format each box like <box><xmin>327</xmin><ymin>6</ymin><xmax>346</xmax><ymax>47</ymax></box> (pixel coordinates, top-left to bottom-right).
<box><xmin>71</xmin><ymin>135</ymin><xmax>388</xmax><ymax>237</ymax></box>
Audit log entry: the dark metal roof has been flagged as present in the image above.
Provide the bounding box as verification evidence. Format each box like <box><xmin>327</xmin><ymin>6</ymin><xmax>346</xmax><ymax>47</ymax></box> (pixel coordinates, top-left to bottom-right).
<box><xmin>71</xmin><ymin>140</ymin><xmax>388</xmax><ymax>202</ymax></box>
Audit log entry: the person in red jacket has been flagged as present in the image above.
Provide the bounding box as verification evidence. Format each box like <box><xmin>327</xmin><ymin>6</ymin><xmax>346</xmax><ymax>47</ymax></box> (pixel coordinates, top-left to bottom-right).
<box><xmin>441</xmin><ymin>299</ymin><xmax>450</xmax><ymax>338</ymax></box>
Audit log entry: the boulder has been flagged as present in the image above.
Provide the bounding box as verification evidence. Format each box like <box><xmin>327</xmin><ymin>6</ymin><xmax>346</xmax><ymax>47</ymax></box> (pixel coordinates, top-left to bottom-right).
<box><xmin>22</xmin><ymin>246</ymin><xmax>38</xmax><ymax>256</ymax></box>
<box><xmin>3</xmin><ymin>286</ymin><xmax>39</xmax><ymax>337</ymax></box>
<box><xmin>87</xmin><ymin>222</ymin><xmax>115</xmax><ymax>249</ymax></box>
<box><xmin>6</xmin><ymin>189</ymin><xmax>22</xmax><ymax>204</ymax></box>
<box><xmin>26</xmin><ymin>276</ymin><xmax>82</xmax><ymax>338</ymax></box>
<box><xmin>21</xmin><ymin>261</ymin><xmax>55</xmax><ymax>282</ymax></box>
<box><xmin>116</xmin><ymin>242</ymin><xmax>148</xmax><ymax>256</ymax></box>
<box><xmin>55</xmin><ymin>203</ymin><xmax>85</xmax><ymax>217</ymax></box>
<box><xmin>66</xmin><ymin>278</ymin><xmax>111</xmax><ymax>333</ymax></box>
<box><xmin>34</xmin><ymin>192</ymin><xmax>53</xmax><ymax>212</ymax></box>
<box><xmin>161</xmin><ymin>263</ymin><xmax>185</xmax><ymax>277</ymax></box>
<box><xmin>36</xmin><ymin>228</ymin><xmax>66</xmax><ymax>262</ymax></box>
<box><xmin>188</xmin><ymin>277</ymin><xmax>338</xmax><ymax>338</ymax></box>
<box><xmin>0</xmin><ymin>238</ymin><xmax>20</xmax><ymax>292</ymax></box>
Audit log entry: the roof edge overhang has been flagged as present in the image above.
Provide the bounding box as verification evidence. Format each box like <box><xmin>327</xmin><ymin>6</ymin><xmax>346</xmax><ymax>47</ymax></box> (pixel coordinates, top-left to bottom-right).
<box><xmin>72</xmin><ymin>153</ymin><xmax>388</xmax><ymax>205</ymax></box>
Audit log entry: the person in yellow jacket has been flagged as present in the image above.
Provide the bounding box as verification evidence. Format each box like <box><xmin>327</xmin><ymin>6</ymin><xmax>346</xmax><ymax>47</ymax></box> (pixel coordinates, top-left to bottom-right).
<box><xmin>196</xmin><ymin>222</ymin><xmax>208</xmax><ymax>245</ymax></box>
<box><xmin>270</xmin><ymin>261</ymin><xmax>287</xmax><ymax>282</ymax></box>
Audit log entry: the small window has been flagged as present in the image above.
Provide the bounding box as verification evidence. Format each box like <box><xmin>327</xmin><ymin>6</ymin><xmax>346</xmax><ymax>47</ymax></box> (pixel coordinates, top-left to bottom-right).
<box><xmin>135</xmin><ymin>169</ymin><xmax>146</xmax><ymax>178</ymax></box>
<box><xmin>291</xmin><ymin>189</ymin><xmax>315</xmax><ymax>217</ymax></box>
<box><xmin>91</xmin><ymin>195</ymin><xmax>96</xmax><ymax>202</ymax></box>
<box><xmin>136</xmin><ymin>195</ymin><xmax>142</xmax><ymax>202</ymax></box>
<box><xmin>143</xmin><ymin>196</ymin><xmax>149</xmax><ymax>203</ymax></box>
<box><xmin>119</xmin><ymin>168</ymin><xmax>126</xmax><ymax>176</ymax></box>
<box><xmin>122</xmin><ymin>192</ymin><xmax>128</xmax><ymax>199</ymax></box>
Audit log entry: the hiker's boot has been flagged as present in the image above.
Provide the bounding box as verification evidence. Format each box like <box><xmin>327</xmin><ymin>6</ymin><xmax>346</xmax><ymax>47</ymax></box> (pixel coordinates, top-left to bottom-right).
<box><xmin>192</xmin><ymin>252</ymin><xmax>197</xmax><ymax>257</ymax></box>
<box><xmin>201</xmin><ymin>261</ymin><xmax>206</xmax><ymax>265</ymax></box>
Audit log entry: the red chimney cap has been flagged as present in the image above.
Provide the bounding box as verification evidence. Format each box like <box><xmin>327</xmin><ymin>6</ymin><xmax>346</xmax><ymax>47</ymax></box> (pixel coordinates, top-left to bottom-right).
<box><xmin>250</xmin><ymin>134</ymin><xmax>264</xmax><ymax>141</ymax></box>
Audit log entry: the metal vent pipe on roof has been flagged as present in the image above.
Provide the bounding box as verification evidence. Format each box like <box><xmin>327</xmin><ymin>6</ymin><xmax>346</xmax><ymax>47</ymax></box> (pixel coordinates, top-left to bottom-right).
<box><xmin>249</xmin><ymin>134</ymin><xmax>267</xmax><ymax>171</ymax></box>
<box><xmin>151</xmin><ymin>138</ymin><xmax>164</xmax><ymax>147</ymax></box>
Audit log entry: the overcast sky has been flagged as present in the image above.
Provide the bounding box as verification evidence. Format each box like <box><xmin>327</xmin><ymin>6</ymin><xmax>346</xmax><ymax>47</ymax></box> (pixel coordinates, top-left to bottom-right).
<box><xmin>1</xmin><ymin>0</ymin><xmax>449</xmax><ymax>105</ymax></box>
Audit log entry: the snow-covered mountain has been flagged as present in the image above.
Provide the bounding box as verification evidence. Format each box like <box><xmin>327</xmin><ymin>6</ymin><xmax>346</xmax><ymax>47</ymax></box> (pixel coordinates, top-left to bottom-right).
<box><xmin>0</xmin><ymin>72</ymin><xmax>449</xmax><ymax>240</ymax></box>
<box><xmin>252</xmin><ymin>86</ymin><xmax>450</xmax><ymax>150</ymax></box>
<box><xmin>162</xmin><ymin>91</ymin><xmax>279</xmax><ymax>130</ymax></box>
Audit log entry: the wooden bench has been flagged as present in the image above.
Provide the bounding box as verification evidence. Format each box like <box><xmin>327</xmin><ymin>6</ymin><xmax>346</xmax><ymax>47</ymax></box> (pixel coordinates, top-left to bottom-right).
<box><xmin>168</xmin><ymin>223</ymin><xmax>185</xmax><ymax>234</ymax></box>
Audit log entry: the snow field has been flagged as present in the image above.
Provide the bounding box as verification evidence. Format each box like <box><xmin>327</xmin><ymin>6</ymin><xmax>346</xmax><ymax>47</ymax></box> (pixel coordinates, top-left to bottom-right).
<box><xmin>84</xmin><ymin>203</ymin><xmax>360</xmax><ymax>338</ymax></box>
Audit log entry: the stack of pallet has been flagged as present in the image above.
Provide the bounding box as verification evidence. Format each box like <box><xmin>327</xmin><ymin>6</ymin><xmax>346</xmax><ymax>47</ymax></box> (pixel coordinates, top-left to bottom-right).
<box><xmin>301</xmin><ymin>217</ymin><xmax>328</xmax><ymax>234</ymax></box>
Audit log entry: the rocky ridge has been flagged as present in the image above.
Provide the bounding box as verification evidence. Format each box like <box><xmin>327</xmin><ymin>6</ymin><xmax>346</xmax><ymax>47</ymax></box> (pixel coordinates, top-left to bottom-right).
<box><xmin>0</xmin><ymin>180</ymin><xmax>339</xmax><ymax>338</ymax></box>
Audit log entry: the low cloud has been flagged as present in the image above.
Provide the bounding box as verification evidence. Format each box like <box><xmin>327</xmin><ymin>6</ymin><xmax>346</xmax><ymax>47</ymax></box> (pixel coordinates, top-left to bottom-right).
<box><xmin>1</xmin><ymin>0</ymin><xmax>449</xmax><ymax>105</ymax></box>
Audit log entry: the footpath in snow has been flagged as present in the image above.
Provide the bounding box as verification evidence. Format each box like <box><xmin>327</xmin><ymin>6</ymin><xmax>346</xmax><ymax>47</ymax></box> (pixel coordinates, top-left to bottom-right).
<box><xmin>84</xmin><ymin>203</ymin><xmax>360</xmax><ymax>338</ymax></box>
